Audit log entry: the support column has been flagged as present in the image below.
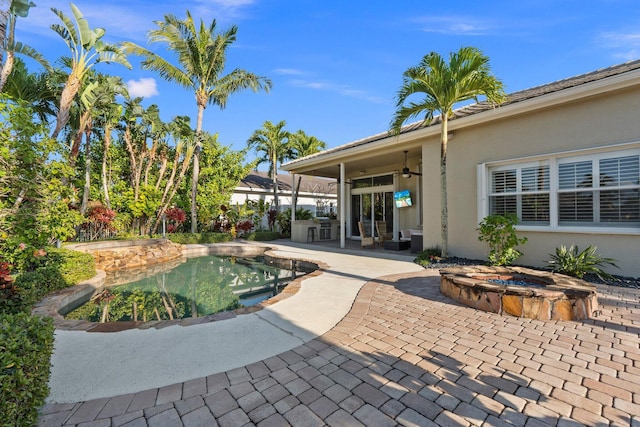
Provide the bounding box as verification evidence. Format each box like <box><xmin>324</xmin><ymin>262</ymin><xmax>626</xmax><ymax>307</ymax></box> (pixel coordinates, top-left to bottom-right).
<box><xmin>340</xmin><ymin>162</ymin><xmax>345</xmax><ymax>249</ymax></box>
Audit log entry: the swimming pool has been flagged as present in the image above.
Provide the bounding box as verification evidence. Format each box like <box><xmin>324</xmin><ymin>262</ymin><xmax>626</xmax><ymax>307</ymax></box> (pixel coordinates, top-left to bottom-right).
<box><xmin>65</xmin><ymin>255</ymin><xmax>304</xmax><ymax>322</ymax></box>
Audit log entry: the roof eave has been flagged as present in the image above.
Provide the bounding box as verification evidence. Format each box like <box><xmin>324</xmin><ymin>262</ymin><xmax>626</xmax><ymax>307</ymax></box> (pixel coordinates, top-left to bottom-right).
<box><xmin>282</xmin><ymin>66</ymin><xmax>640</xmax><ymax>174</ymax></box>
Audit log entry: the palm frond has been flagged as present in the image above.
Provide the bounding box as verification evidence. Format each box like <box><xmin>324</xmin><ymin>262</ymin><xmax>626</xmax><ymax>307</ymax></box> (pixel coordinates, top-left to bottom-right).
<box><xmin>50</xmin><ymin>7</ymin><xmax>79</xmax><ymax>49</ymax></box>
<box><xmin>10</xmin><ymin>42</ymin><xmax>53</xmax><ymax>72</ymax></box>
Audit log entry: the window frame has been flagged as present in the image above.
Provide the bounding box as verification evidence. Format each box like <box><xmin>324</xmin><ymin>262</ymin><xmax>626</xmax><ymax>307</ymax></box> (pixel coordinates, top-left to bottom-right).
<box><xmin>478</xmin><ymin>142</ymin><xmax>640</xmax><ymax>235</ymax></box>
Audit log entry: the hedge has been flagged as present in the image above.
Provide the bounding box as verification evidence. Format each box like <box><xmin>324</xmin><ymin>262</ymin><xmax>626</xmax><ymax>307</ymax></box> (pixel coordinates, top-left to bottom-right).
<box><xmin>0</xmin><ymin>312</ymin><xmax>54</xmax><ymax>427</ymax></box>
<box><xmin>6</xmin><ymin>248</ymin><xmax>95</xmax><ymax>314</ymax></box>
<box><xmin>167</xmin><ymin>232</ymin><xmax>234</xmax><ymax>244</ymax></box>
<box><xmin>0</xmin><ymin>247</ymin><xmax>95</xmax><ymax>425</ymax></box>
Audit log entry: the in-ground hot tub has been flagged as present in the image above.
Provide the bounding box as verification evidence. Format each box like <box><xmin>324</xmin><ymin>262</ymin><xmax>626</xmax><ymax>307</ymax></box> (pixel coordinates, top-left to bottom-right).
<box><xmin>439</xmin><ymin>266</ymin><xmax>599</xmax><ymax>321</ymax></box>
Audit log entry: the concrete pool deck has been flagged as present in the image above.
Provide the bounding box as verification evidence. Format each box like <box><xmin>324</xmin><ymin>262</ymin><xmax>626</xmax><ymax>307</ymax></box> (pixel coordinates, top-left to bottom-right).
<box><xmin>38</xmin><ymin>241</ymin><xmax>640</xmax><ymax>426</ymax></box>
<box><xmin>45</xmin><ymin>241</ymin><xmax>423</xmax><ymax>403</ymax></box>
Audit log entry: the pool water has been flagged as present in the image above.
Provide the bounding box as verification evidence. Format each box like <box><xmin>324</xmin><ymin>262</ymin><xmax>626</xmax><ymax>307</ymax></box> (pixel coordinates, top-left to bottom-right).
<box><xmin>65</xmin><ymin>255</ymin><xmax>300</xmax><ymax>323</ymax></box>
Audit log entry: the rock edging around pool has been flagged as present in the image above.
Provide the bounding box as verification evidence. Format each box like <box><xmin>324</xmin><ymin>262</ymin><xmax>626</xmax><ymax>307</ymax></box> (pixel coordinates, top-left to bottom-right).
<box><xmin>32</xmin><ymin>242</ymin><xmax>323</xmax><ymax>332</ymax></box>
<box><xmin>439</xmin><ymin>266</ymin><xmax>599</xmax><ymax>321</ymax></box>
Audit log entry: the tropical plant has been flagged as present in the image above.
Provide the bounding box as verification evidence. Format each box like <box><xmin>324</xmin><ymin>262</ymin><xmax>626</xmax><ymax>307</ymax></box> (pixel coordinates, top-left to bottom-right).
<box><xmin>247</xmin><ymin>120</ymin><xmax>291</xmax><ymax>212</ymax></box>
<box><xmin>0</xmin><ymin>0</ymin><xmax>52</xmax><ymax>92</ymax></box>
<box><xmin>288</xmin><ymin>129</ymin><xmax>326</xmax><ymax>210</ymax></box>
<box><xmin>276</xmin><ymin>207</ymin><xmax>313</xmax><ymax>237</ymax></box>
<box><xmin>415</xmin><ymin>246</ymin><xmax>443</xmax><ymax>267</ymax></box>
<box><xmin>123</xmin><ymin>11</ymin><xmax>272</xmax><ymax>233</ymax></box>
<box><xmin>49</xmin><ymin>3</ymin><xmax>131</xmax><ymax>139</ymax></box>
<box><xmin>477</xmin><ymin>214</ymin><xmax>527</xmax><ymax>266</ymax></box>
<box><xmin>391</xmin><ymin>46</ymin><xmax>505</xmax><ymax>258</ymax></box>
<box><xmin>93</xmin><ymin>75</ymin><xmax>128</xmax><ymax>210</ymax></box>
<box><xmin>2</xmin><ymin>57</ymin><xmax>57</xmax><ymax>122</ymax></box>
<box><xmin>178</xmin><ymin>132</ymin><xmax>254</xmax><ymax>231</ymax></box>
<box><xmin>547</xmin><ymin>245</ymin><xmax>618</xmax><ymax>281</ymax></box>
<box><xmin>0</xmin><ymin>96</ymin><xmax>82</xmax><ymax>248</ymax></box>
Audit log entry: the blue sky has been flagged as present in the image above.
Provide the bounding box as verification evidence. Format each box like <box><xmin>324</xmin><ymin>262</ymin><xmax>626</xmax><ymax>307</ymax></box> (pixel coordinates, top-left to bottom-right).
<box><xmin>14</xmin><ymin>0</ymin><xmax>640</xmax><ymax>163</ymax></box>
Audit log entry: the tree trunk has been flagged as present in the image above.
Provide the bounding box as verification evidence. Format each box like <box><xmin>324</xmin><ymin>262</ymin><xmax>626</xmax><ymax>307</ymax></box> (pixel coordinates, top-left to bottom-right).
<box><xmin>0</xmin><ymin>0</ymin><xmax>9</xmax><ymax>66</ymax></box>
<box><xmin>272</xmin><ymin>152</ymin><xmax>279</xmax><ymax>212</ymax></box>
<box><xmin>151</xmin><ymin>145</ymin><xmax>193</xmax><ymax>234</ymax></box>
<box><xmin>52</xmin><ymin>72</ymin><xmax>82</xmax><ymax>140</ymax></box>
<box><xmin>191</xmin><ymin>102</ymin><xmax>205</xmax><ymax>233</ymax></box>
<box><xmin>0</xmin><ymin>48</ymin><xmax>13</xmax><ymax>93</ymax></box>
<box><xmin>102</xmin><ymin>125</ymin><xmax>112</xmax><ymax>209</ymax></box>
<box><xmin>440</xmin><ymin>115</ymin><xmax>449</xmax><ymax>258</ymax></box>
<box><xmin>0</xmin><ymin>14</ymin><xmax>14</xmax><ymax>92</ymax></box>
<box><xmin>80</xmin><ymin>126</ymin><xmax>91</xmax><ymax>215</ymax></box>
<box><xmin>294</xmin><ymin>176</ymin><xmax>302</xmax><ymax>213</ymax></box>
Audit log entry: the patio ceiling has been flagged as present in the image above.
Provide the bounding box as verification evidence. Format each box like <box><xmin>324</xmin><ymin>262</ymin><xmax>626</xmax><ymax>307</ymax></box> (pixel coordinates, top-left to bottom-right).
<box><xmin>281</xmin><ymin>132</ymin><xmax>430</xmax><ymax>179</ymax></box>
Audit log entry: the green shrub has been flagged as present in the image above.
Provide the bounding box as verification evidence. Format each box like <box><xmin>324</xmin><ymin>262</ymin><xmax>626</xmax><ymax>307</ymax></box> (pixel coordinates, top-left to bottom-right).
<box><xmin>2</xmin><ymin>247</ymin><xmax>95</xmax><ymax>315</ymax></box>
<box><xmin>244</xmin><ymin>231</ymin><xmax>281</xmax><ymax>241</ymax></box>
<box><xmin>477</xmin><ymin>214</ymin><xmax>528</xmax><ymax>266</ymax></box>
<box><xmin>415</xmin><ymin>246</ymin><xmax>443</xmax><ymax>267</ymax></box>
<box><xmin>547</xmin><ymin>244</ymin><xmax>618</xmax><ymax>281</ymax></box>
<box><xmin>41</xmin><ymin>248</ymin><xmax>95</xmax><ymax>284</ymax></box>
<box><xmin>167</xmin><ymin>232</ymin><xmax>233</xmax><ymax>244</ymax></box>
<box><xmin>0</xmin><ymin>312</ymin><xmax>54</xmax><ymax>427</ymax></box>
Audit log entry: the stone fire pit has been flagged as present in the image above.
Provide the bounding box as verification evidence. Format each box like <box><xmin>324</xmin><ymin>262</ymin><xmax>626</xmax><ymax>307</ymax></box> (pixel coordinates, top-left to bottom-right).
<box><xmin>439</xmin><ymin>266</ymin><xmax>599</xmax><ymax>321</ymax></box>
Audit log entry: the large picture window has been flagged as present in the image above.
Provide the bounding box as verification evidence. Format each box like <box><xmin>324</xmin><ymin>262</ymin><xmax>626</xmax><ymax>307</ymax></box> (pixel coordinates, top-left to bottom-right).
<box><xmin>484</xmin><ymin>148</ymin><xmax>640</xmax><ymax>231</ymax></box>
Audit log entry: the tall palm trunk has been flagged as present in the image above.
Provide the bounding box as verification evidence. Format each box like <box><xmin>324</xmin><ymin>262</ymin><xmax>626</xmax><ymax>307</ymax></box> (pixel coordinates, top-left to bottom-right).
<box><xmin>80</xmin><ymin>124</ymin><xmax>92</xmax><ymax>215</ymax></box>
<box><xmin>0</xmin><ymin>14</ymin><xmax>14</xmax><ymax>92</ymax></box>
<box><xmin>272</xmin><ymin>152</ymin><xmax>279</xmax><ymax>212</ymax></box>
<box><xmin>0</xmin><ymin>48</ymin><xmax>13</xmax><ymax>92</ymax></box>
<box><xmin>102</xmin><ymin>125</ymin><xmax>112</xmax><ymax>209</ymax></box>
<box><xmin>0</xmin><ymin>0</ymin><xmax>9</xmax><ymax>65</ymax></box>
<box><xmin>52</xmin><ymin>72</ymin><xmax>82</xmax><ymax>139</ymax></box>
<box><xmin>440</xmin><ymin>115</ymin><xmax>449</xmax><ymax>258</ymax></box>
<box><xmin>191</xmin><ymin>98</ymin><xmax>205</xmax><ymax>233</ymax></box>
<box><xmin>294</xmin><ymin>175</ymin><xmax>302</xmax><ymax>213</ymax></box>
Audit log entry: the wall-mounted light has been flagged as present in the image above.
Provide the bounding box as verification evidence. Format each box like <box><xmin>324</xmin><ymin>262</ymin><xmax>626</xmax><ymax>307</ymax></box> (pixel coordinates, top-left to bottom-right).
<box><xmin>359</xmin><ymin>170</ymin><xmax>366</xmax><ymax>175</ymax></box>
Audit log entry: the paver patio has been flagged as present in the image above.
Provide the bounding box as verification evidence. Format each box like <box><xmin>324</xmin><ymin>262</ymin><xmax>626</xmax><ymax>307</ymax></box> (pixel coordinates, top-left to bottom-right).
<box><xmin>38</xmin><ymin>250</ymin><xmax>640</xmax><ymax>426</ymax></box>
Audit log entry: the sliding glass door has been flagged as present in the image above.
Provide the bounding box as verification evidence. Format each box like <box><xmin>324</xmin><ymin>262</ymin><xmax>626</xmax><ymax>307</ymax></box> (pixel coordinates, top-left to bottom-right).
<box><xmin>351</xmin><ymin>191</ymin><xmax>393</xmax><ymax>238</ymax></box>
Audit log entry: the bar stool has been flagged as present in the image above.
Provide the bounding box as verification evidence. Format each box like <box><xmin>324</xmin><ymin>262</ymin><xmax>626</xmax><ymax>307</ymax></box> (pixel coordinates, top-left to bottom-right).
<box><xmin>307</xmin><ymin>226</ymin><xmax>318</xmax><ymax>242</ymax></box>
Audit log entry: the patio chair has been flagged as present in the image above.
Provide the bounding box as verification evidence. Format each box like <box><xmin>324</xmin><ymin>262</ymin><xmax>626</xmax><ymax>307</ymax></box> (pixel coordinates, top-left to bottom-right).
<box><xmin>358</xmin><ymin>221</ymin><xmax>375</xmax><ymax>248</ymax></box>
<box><xmin>375</xmin><ymin>221</ymin><xmax>393</xmax><ymax>247</ymax></box>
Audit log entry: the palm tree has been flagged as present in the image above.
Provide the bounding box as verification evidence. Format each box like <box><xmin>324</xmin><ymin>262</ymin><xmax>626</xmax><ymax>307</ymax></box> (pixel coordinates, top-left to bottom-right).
<box><xmin>76</xmin><ymin>73</ymin><xmax>128</xmax><ymax>214</ymax></box>
<box><xmin>391</xmin><ymin>46</ymin><xmax>505</xmax><ymax>258</ymax></box>
<box><xmin>247</xmin><ymin>120</ymin><xmax>291</xmax><ymax>212</ymax></box>
<box><xmin>0</xmin><ymin>0</ymin><xmax>52</xmax><ymax>92</ymax></box>
<box><xmin>93</xmin><ymin>76</ymin><xmax>128</xmax><ymax>209</ymax></box>
<box><xmin>123</xmin><ymin>11</ymin><xmax>272</xmax><ymax>233</ymax></box>
<box><xmin>49</xmin><ymin>3</ymin><xmax>130</xmax><ymax>140</ymax></box>
<box><xmin>3</xmin><ymin>57</ymin><xmax>57</xmax><ymax>122</ymax></box>
<box><xmin>0</xmin><ymin>0</ymin><xmax>10</xmax><ymax>62</ymax></box>
<box><xmin>288</xmin><ymin>130</ymin><xmax>326</xmax><ymax>210</ymax></box>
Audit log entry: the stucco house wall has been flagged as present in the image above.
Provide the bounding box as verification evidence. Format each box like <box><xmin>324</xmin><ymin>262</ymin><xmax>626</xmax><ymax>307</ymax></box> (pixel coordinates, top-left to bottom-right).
<box><xmin>422</xmin><ymin>88</ymin><xmax>640</xmax><ymax>276</ymax></box>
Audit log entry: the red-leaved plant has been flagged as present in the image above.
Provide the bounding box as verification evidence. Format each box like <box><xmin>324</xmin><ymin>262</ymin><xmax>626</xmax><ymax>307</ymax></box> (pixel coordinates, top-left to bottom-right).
<box><xmin>165</xmin><ymin>207</ymin><xmax>186</xmax><ymax>223</ymax></box>
<box><xmin>0</xmin><ymin>261</ymin><xmax>17</xmax><ymax>300</ymax></box>
<box><xmin>165</xmin><ymin>207</ymin><xmax>186</xmax><ymax>233</ymax></box>
<box><xmin>235</xmin><ymin>220</ymin><xmax>253</xmax><ymax>237</ymax></box>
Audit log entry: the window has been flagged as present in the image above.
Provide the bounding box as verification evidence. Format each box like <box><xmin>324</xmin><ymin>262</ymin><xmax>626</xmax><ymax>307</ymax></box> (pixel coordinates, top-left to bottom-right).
<box><xmin>488</xmin><ymin>163</ymin><xmax>550</xmax><ymax>225</ymax></box>
<box><xmin>485</xmin><ymin>148</ymin><xmax>640</xmax><ymax>231</ymax></box>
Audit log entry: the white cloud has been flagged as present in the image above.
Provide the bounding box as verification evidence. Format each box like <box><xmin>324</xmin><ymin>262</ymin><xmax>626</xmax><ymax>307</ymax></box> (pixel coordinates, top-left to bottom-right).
<box><xmin>413</xmin><ymin>15</ymin><xmax>490</xmax><ymax>36</ymax></box>
<box><xmin>274</xmin><ymin>68</ymin><xmax>305</xmax><ymax>75</ymax></box>
<box><xmin>127</xmin><ymin>78</ymin><xmax>159</xmax><ymax>98</ymax></box>
<box><xmin>598</xmin><ymin>31</ymin><xmax>640</xmax><ymax>61</ymax></box>
<box><xmin>290</xmin><ymin>79</ymin><xmax>385</xmax><ymax>104</ymax></box>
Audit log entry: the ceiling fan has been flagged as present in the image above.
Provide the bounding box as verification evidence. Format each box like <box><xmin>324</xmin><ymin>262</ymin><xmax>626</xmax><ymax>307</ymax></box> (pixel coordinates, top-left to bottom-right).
<box><xmin>402</xmin><ymin>150</ymin><xmax>422</xmax><ymax>178</ymax></box>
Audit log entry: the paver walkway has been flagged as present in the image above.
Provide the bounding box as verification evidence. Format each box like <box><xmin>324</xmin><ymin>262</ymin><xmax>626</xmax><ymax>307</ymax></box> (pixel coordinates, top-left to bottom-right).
<box><xmin>39</xmin><ymin>266</ymin><xmax>640</xmax><ymax>426</ymax></box>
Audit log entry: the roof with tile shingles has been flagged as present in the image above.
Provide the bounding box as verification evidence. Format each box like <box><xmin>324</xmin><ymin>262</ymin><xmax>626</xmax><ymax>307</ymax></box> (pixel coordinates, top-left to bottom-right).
<box><xmin>238</xmin><ymin>171</ymin><xmax>336</xmax><ymax>194</ymax></box>
<box><xmin>285</xmin><ymin>59</ymin><xmax>640</xmax><ymax>166</ymax></box>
